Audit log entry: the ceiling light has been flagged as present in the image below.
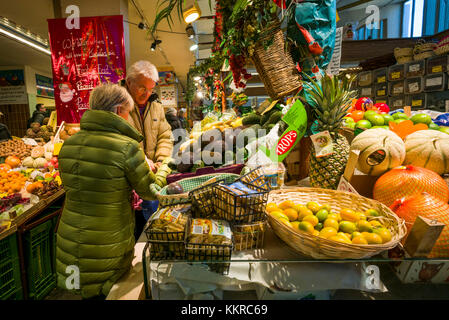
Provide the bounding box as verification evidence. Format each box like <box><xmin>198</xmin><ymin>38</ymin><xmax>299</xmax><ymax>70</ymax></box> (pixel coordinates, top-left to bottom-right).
<box><xmin>189</xmin><ymin>43</ymin><xmax>198</xmax><ymax>51</ymax></box>
<box><xmin>186</xmin><ymin>24</ymin><xmax>195</xmax><ymax>39</ymax></box>
<box><xmin>151</xmin><ymin>39</ymin><xmax>162</xmax><ymax>51</ymax></box>
<box><xmin>183</xmin><ymin>1</ymin><xmax>201</xmax><ymax>24</ymax></box>
<box><xmin>196</xmin><ymin>91</ymin><xmax>203</xmax><ymax>98</ymax></box>
<box><xmin>0</xmin><ymin>25</ymin><xmax>50</xmax><ymax>55</ymax></box>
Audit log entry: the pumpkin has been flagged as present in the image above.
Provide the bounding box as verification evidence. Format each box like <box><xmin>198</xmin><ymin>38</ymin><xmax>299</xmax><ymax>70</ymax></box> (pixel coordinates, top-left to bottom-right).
<box><xmin>5</xmin><ymin>155</ymin><xmax>21</xmax><ymax>168</ymax></box>
<box><xmin>0</xmin><ymin>163</ymin><xmax>11</xmax><ymax>171</ymax></box>
<box><xmin>21</xmin><ymin>156</ymin><xmax>34</xmax><ymax>167</ymax></box>
<box><xmin>33</xmin><ymin>157</ymin><xmax>47</xmax><ymax>168</ymax></box>
<box><xmin>31</xmin><ymin>146</ymin><xmax>45</xmax><ymax>158</ymax></box>
<box><xmin>403</xmin><ymin>130</ymin><xmax>449</xmax><ymax>175</ymax></box>
<box><xmin>350</xmin><ymin>128</ymin><xmax>406</xmax><ymax>176</ymax></box>
<box><xmin>373</xmin><ymin>165</ymin><xmax>449</xmax><ymax>207</ymax></box>
<box><xmin>390</xmin><ymin>192</ymin><xmax>449</xmax><ymax>258</ymax></box>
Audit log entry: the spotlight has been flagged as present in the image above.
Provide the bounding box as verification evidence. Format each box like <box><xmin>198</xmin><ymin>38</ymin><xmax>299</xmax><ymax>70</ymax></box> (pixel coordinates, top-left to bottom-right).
<box><xmin>189</xmin><ymin>43</ymin><xmax>198</xmax><ymax>51</ymax></box>
<box><xmin>138</xmin><ymin>22</ymin><xmax>146</xmax><ymax>30</ymax></box>
<box><xmin>151</xmin><ymin>39</ymin><xmax>162</xmax><ymax>51</ymax></box>
<box><xmin>186</xmin><ymin>24</ymin><xmax>195</xmax><ymax>39</ymax></box>
<box><xmin>183</xmin><ymin>1</ymin><xmax>201</xmax><ymax>23</ymax></box>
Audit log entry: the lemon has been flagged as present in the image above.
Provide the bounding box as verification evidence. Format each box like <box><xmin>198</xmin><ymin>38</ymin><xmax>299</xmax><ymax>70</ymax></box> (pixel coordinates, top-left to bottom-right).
<box><xmin>358</xmin><ymin>212</ymin><xmax>367</xmax><ymax>220</ymax></box>
<box><xmin>369</xmin><ymin>220</ymin><xmax>382</xmax><ymax>228</ymax></box>
<box><xmin>319</xmin><ymin>227</ymin><xmax>338</xmax><ymax>239</ymax></box>
<box><xmin>303</xmin><ymin>215</ymin><xmax>319</xmax><ymax>227</ymax></box>
<box><xmin>266</xmin><ymin>203</ymin><xmax>278</xmax><ymax>213</ymax></box>
<box><xmin>329</xmin><ymin>235</ymin><xmax>351</xmax><ymax>244</ymax></box>
<box><xmin>340</xmin><ymin>208</ymin><xmax>360</xmax><ymax>222</ymax></box>
<box><xmin>364</xmin><ymin>233</ymin><xmax>383</xmax><ymax>244</ymax></box>
<box><xmin>290</xmin><ymin>221</ymin><xmax>300</xmax><ymax>230</ymax></box>
<box><xmin>315</xmin><ymin>209</ymin><xmax>329</xmax><ymax>222</ymax></box>
<box><xmin>373</xmin><ymin>227</ymin><xmax>392</xmax><ymax>243</ymax></box>
<box><xmin>306</xmin><ymin>201</ymin><xmax>321</xmax><ymax>213</ymax></box>
<box><xmin>357</xmin><ymin>220</ymin><xmax>373</xmax><ymax>233</ymax></box>
<box><xmin>337</xmin><ymin>232</ymin><xmax>352</xmax><ymax>241</ymax></box>
<box><xmin>270</xmin><ymin>211</ymin><xmax>289</xmax><ymax>221</ymax></box>
<box><xmin>279</xmin><ymin>200</ymin><xmax>295</xmax><ymax>210</ymax></box>
<box><xmin>361</xmin><ymin>231</ymin><xmax>372</xmax><ymax>239</ymax></box>
<box><xmin>297</xmin><ymin>207</ymin><xmax>314</xmax><ymax>220</ymax></box>
<box><xmin>312</xmin><ymin>229</ymin><xmax>320</xmax><ymax>236</ymax></box>
<box><xmin>336</xmin><ymin>213</ymin><xmax>343</xmax><ymax>222</ymax></box>
<box><xmin>292</xmin><ymin>204</ymin><xmax>306</xmax><ymax>213</ymax></box>
<box><xmin>352</xmin><ymin>236</ymin><xmax>368</xmax><ymax>245</ymax></box>
<box><xmin>283</xmin><ymin>208</ymin><xmax>298</xmax><ymax>221</ymax></box>
<box><xmin>314</xmin><ymin>222</ymin><xmax>324</xmax><ymax>231</ymax></box>
<box><xmin>351</xmin><ymin>231</ymin><xmax>362</xmax><ymax>239</ymax></box>
<box><xmin>298</xmin><ymin>221</ymin><xmax>315</xmax><ymax>234</ymax></box>
<box><xmin>323</xmin><ymin>218</ymin><xmax>339</xmax><ymax>230</ymax></box>
<box><xmin>365</xmin><ymin>208</ymin><xmax>380</xmax><ymax>217</ymax></box>
<box><xmin>339</xmin><ymin>221</ymin><xmax>357</xmax><ymax>234</ymax></box>
<box><xmin>327</xmin><ymin>213</ymin><xmax>339</xmax><ymax>221</ymax></box>
<box><xmin>319</xmin><ymin>204</ymin><xmax>332</xmax><ymax>212</ymax></box>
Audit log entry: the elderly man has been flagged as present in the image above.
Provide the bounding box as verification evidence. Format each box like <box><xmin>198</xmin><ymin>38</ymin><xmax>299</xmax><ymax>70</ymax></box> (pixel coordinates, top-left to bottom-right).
<box><xmin>125</xmin><ymin>61</ymin><xmax>173</xmax><ymax>170</ymax></box>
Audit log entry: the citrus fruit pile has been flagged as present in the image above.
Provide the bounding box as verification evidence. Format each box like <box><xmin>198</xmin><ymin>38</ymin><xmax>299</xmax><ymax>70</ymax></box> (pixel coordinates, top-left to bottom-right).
<box><xmin>266</xmin><ymin>200</ymin><xmax>393</xmax><ymax>245</ymax></box>
<box><xmin>0</xmin><ymin>170</ymin><xmax>28</xmax><ymax>195</ymax></box>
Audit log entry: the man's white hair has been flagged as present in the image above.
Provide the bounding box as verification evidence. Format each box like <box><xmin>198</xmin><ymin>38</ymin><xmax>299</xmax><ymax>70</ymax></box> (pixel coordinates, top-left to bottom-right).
<box><xmin>126</xmin><ymin>60</ymin><xmax>159</xmax><ymax>83</ymax></box>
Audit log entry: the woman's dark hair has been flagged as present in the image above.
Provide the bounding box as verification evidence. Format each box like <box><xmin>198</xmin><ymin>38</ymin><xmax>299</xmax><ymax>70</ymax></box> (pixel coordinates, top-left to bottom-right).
<box><xmin>36</xmin><ymin>103</ymin><xmax>44</xmax><ymax>111</ymax></box>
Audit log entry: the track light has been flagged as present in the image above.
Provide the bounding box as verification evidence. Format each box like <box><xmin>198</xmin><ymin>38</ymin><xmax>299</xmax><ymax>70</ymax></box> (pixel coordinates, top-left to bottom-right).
<box><xmin>189</xmin><ymin>43</ymin><xmax>198</xmax><ymax>51</ymax></box>
<box><xmin>186</xmin><ymin>24</ymin><xmax>195</xmax><ymax>39</ymax></box>
<box><xmin>183</xmin><ymin>1</ymin><xmax>201</xmax><ymax>23</ymax></box>
<box><xmin>151</xmin><ymin>39</ymin><xmax>162</xmax><ymax>51</ymax></box>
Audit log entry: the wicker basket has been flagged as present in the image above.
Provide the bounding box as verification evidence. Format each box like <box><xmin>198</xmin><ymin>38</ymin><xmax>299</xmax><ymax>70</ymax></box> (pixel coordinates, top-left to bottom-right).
<box><xmin>251</xmin><ymin>21</ymin><xmax>301</xmax><ymax>100</ymax></box>
<box><xmin>267</xmin><ymin>187</ymin><xmax>407</xmax><ymax>259</ymax></box>
<box><xmin>157</xmin><ymin>173</ymin><xmax>239</xmax><ymax>207</ymax></box>
<box><xmin>435</xmin><ymin>36</ymin><xmax>449</xmax><ymax>55</ymax></box>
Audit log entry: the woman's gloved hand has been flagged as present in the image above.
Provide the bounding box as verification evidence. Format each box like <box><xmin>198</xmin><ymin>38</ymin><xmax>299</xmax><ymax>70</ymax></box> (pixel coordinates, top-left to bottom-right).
<box><xmin>149</xmin><ymin>183</ymin><xmax>162</xmax><ymax>199</ymax></box>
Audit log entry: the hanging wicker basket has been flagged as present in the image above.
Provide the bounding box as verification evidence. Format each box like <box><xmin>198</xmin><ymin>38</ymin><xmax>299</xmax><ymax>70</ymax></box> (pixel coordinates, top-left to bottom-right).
<box><xmin>251</xmin><ymin>21</ymin><xmax>302</xmax><ymax>100</ymax></box>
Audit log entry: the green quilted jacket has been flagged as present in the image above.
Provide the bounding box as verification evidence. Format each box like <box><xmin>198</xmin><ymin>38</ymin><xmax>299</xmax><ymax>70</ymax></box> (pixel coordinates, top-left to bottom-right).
<box><xmin>56</xmin><ymin>110</ymin><xmax>157</xmax><ymax>298</ymax></box>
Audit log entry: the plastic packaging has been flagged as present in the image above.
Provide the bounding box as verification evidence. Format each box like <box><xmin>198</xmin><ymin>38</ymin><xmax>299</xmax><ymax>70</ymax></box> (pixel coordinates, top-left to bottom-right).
<box><xmin>233</xmin><ymin>221</ymin><xmax>267</xmax><ymax>251</ymax></box>
<box><xmin>357</xmin><ymin>71</ymin><xmax>373</xmax><ymax>86</ymax></box>
<box><xmin>389</xmin><ymin>80</ymin><xmax>405</xmax><ymax>96</ymax></box>
<box><xmin>405</xmin><ymin>77</ymin><xmax>424</xmax><ymax>94</ymax></box>
<box><xmin>145</xmin><ymin>206</ymin><xmax>191</xmax><ymax>241</ymax></box>
<box><xmin>389</xmin><ymin>95</ymin><xmax>406</xmax><ymax>110</ymax></box>
<box><xmin>426</xmin><ymin>55</ymin><xmax>448</xmax><ymax>74</ymax></box>
<box><xmin>406</xmin><ymin>94</ymin><xmax>427</xmax><ymax>110</ymax></box>
<box><xmin>424</xmin><ymin>73</ymin><xmax>447</xmax><ymax>92</ymax></box>
<box><xmin>406</xmin><ymin>60</ymin><xmax>426</xmax><ymax>77</ymax></box>
<box><xmin>359</xmin><ymin>86</ymin><xmax>373</xmax><ymax>97</ymax></box>
<box><xmin>388</xmin><ymin>64</ymin><xmax>406</xmax><ymax>81</ymax></box>
<box><xmin>373</xmin><ymin>67</ymin><xmax>388</xmax><ymax>84</ymax></box>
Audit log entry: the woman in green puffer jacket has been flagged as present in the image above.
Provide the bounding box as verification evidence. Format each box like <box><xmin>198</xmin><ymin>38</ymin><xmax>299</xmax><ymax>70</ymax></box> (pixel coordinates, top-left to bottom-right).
<box><xmin>56</xmin><ymin>84</ymin><xmax>168</xmax><ymax>299</ymax></box>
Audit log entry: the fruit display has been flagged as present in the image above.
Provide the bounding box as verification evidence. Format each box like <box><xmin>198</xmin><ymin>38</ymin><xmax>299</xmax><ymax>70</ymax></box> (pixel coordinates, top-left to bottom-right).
<box><xmin>0</xmin><ymin>140</ymin><xmax>33</xmax><ymax>159</ymax></box>
<box><xmin>305</xmin><ymin>74</ymin><xmax>358</xmax><ymax>190</ymax></box>
<box><xmin>350</xmin><ymin>128</ymin><xmax>406</xmax><ymax>176</ymax></box>
<box><xmin>0</xmin><ymin>193</ymin><xmax>30</xmax><ymax>214</ymax></box>
<box><xmin>403</xmin><ymin>130</ymin><xmax>449</xmax><ymax>175</ymax></box>
<box><xmin>373</xmin><ymin>165</ymin><xmax>449</xmax><ymax>207</ymax></box>
<box><xmin>59</xmin><ymin>126</ymin><xmax>80</xmax><ymax>141</ymax></box>
<box><xmin>0</xmin><ymin>170</ymin><xmax>28</xmax><ymax>194</ymax></box>
<box><xmin>390</xmin><ymin>192</ymin><xmax>449</xmax><ymax>258</ymax></box>
<box><xmin>267</xmin><ymin>200</ymin><xmax>393</xmax><ymax>245</ymax></box>
<box><xmin>32</xmin><ymin>180</ymin><xmax>62</xmax><ymax>199</ymax></box>
<box><xmin>24</xmin><ymin>122</ymin><xmax>54</xmax><ymax>142</ymax></box>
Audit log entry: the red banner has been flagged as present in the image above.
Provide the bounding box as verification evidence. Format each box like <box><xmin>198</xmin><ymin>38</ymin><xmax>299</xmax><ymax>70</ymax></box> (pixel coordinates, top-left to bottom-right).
<box><xmin>48</xmin><ymin>15</ymin><xmax>126</xmax><ymax>124</ymax></box>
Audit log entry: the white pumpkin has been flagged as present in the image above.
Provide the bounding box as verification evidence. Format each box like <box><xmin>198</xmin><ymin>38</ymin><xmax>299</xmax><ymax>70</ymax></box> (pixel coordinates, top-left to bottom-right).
<box><xmin>33</xmin><ymin>157</ymin><xmax>47</xmax><ymax>168</ymax></box>
<box><xmin>404</xmin><ymin>130</ymin><xmax>449</xmax><ymax>175</ymax></box>
<box><xmin>350</xmin><ymin>128</ymin><xmax>406</xmax><ymax>176</ymax></box>
<box><xmin>22</xmin><ymin>156</ymin><xmax>34</xmax><ymax>168</ymax></box>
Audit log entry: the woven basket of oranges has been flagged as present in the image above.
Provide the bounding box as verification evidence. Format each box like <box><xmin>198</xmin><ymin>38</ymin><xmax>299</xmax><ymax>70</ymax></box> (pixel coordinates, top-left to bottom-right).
<box><xmin>266</xmin><ymin>187</ymin><xmax>407</xmax><ymax>259</ymax></box>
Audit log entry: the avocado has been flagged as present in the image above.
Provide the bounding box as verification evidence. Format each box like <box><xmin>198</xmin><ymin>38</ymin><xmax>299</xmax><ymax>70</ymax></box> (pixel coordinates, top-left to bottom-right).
<box><xmin>166</xmin><ymin>182</ymin><xmax>184</xmax><ymax>195</ymax></box>
<box><xmin>242</xmin><ymin>113</ymin><xmax>262</xmax><ymax>125</ymax></box>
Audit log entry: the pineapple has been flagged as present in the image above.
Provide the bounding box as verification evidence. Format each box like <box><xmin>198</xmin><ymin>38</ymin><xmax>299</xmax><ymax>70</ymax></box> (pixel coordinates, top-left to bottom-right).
<box><xmin>305</xmin><ymin>74</ymin><xmax>357</xmax><ymax>189</ymax></box>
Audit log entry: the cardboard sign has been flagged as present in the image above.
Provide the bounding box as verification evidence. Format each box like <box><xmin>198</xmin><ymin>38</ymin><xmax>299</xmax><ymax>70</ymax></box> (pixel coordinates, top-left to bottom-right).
<box><xmin>403</xmin><ymin>216</ymin><xmax>445</xmax><ymax>257</ymax></box>
<box><xmin>310</xmin><ymin>131</ymin><xmax>334</xmax><ymax>157</ymax></box>
<box><xmin>337</xmin><ymin>176</ymin><xmax>360</xmax><ymax>194</ymax></box>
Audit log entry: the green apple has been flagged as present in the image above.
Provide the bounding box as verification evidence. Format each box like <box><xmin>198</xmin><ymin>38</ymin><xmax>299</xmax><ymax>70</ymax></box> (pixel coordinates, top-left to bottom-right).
<box><xmin>410</xmin><ymin>113</ymin><xmax>432</xmax><ymax>125</ymax></box>
<box><xmin>394</xmin><ymin>119</ymin><xmax>408</xmax><ymax>124</ymax></box>
<box><xmin>366</xmin><ymin>114</ymin><xmax>385</xmax><ymax>126</ymax></box>
<box><xmin>382</xmin><ymin>114</ymin><xmax>394</xmax><ymax>124</ymax></box>
<box><xmin>439</xmin><ymin>126</ymin><xmax>449</xmax><ymax>135</ymax></box>
<box><xmin>364</xmin><ymin>110</ymin><xmax>378</xmax><ymax>120</ymax></box>
<box><xmin>428</xmin><ymin>122</ymin><xmax>440</xmax><ymax>130</ymax></box>
<box><xmin>343</xmin><ymin>116</ymin><xmax>355</xmax><ymax>123</ymax></box>
<box><xmin>392</xmin><ymin>112</ymin><xmax>409</xmax><ymax>120</ymax></box>
<box><xmin>355</xmin><ymin>120</ymin><xmax>372</xmax><ymax>130</ymax></box>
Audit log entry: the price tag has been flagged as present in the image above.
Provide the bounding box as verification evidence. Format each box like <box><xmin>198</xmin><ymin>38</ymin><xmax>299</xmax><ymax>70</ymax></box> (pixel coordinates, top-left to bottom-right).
<box><xmin>310</xmin><ymin>131</ymin><xmax>334</xmax><ymax>158</ymax></box>
<box><xmin>412</xmin><ymin>100</ymin><xmax>423</xmax><ymax>107</ymax></box>
<box><xmin>432</xmin><ymin>65</ymin><xmax>443</xmax><ymax>73</ymax></box>
<box><xmin>408</xmin><ymin>82</ymin><xmax>419</xmax><ymax>93</ymax></box>
<box><xmin>393</xmin><ymin>86</ymin><xmax>403</xmax><ymax>94</ymax></box>
<box><xmin>376</xmin><ymin>100</ymin><xmax>387</xmax><ymax>104</ymax></box>
<box><xmin>337</xmin><ymin>176</ymin><xmax>359</xmax><ymax>195</ymax></box>
<box><xmin>426</xmin><ymin>76</ymin><xmax>443</xmax><ymax>87</ymax></box>
<box><xmin>394</xmin><ymin>99</ymin><xmax>404</xmax><ymax>107</ymax></box>
<box><xmin>409</xmin><ymin>64</ymin><xmax>420</xmax><ymax>72</ymax></box>
<box><xmin>361</xmin><ymin>88</ymin><xmax>372</xmax><ymax>96</ymax></box>
<box><xmin>377</xmin><ymin>90</ymin><xmax>386</xmax><ymax>96</ymax></box>
<box><xmin>377</xmin><ymin>76</ymin><xmax>386</xmax><ymax>83</ymax></box>
<box><xmin>22</xmin><ymin>138</ymin><xmax>38</xmax><ymax>146</ymax></box>
<box><xmin>391</xmin><ymin>72</ymin><xmax>401</xmax><ymax>79</ymax></box>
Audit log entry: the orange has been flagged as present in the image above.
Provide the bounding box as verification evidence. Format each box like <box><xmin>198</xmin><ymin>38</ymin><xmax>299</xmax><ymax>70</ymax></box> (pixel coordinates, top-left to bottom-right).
<box><xmin>278</xmin><ymin>200</ymin><xmax>295</xmax><ymax>210</ymax></box>
<box><xmin>306</xmin><ymin>202</ymin><xmax>321</xmax><ymax>213</ymax></box>
<box><xmin>298</xmin><ymin>221</ymin><xmax>315</xmax><ymax>234</ymax></box>
<box><xmin>312</xmin><ymin>230</ymin><xmax>320</xmax><ymax>237</ymax></box>
<box><xmin>373</xmin><ymin>228</ymin><xmax>392</xmax><ymax>243</ymax></box>
<box><xmin>369</xmin><ymin>220</ymin><xmax>382</xmax><ymax>228</ymax></box>
<box><xmin>350</xmin><ymin>110</ymin><xmax>364</xmax><ymax>122</ymax></box>
<box><xmin>266</xmin><ymin>203</ymin><xmax>279</xmax><ymax>213</ymax></box>
<box><xmin>329</xmin><ymin>235</ymin><xmax>352</xmax><ymax>244</ymax></box>
<box><xmin>303</xmin><ymin>215</ymin><xmax>319</xmax><ymax>226</ymax></box>
<box><xmin>339</xmin><ymin>208</ymin><xmax>360</xmax><ymax>222</ymax></box>
<box><xmin>364</xmin><ymin>233</ymin><xmax>383</xmax><ymax>244</ymax></box>
<box><xmin>297</xmin><ymin>207</ymin><xmax>314</xmax><ymax>220</ymax></box>
<box><xmin>283</xmin><ymin>208</ymin><xmax>298</xmax><ymax>221</ymax></box>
